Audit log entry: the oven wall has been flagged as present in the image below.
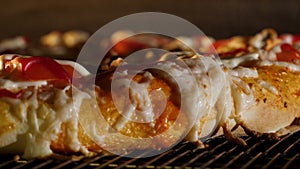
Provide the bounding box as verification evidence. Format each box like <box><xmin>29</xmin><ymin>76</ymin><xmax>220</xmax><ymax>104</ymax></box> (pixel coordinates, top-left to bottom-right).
<box><xmin>0</xmin><ymin>0</ymin><xmax>299</xmax><ymax>39</ymax></box>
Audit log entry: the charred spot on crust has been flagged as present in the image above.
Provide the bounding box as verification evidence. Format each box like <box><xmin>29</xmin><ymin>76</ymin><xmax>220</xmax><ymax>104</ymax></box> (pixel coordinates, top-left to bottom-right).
<box><xmin>284</xmin><ymin>101</ymin><xmax>288</xmax><ymax>108</ymax></box>
<box><xmin>263</xmin><ymin>98</ymin><xmax>267</xmax><ymax>103</ymax></box>
<box><xmin>248</xmin><ymin>83</ymin><xmax>253</xmax><ymax>88</ymax></box>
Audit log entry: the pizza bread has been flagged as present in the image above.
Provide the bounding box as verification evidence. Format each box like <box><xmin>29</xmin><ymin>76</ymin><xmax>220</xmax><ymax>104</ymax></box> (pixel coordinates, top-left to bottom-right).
<box><xmin>0</xmin><ymin>52</ymin><xmax>300</xmax><ymax>159</ymax></box>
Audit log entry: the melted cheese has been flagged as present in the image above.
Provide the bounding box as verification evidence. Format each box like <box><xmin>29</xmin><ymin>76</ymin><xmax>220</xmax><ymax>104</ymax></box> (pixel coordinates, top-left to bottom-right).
<box><xmin>0</xmin><ymin>79</ymin><xmax>47</xmax><ymax>91</ymax></box>
<box><xmin>231</xmin><ymin>67</ymin><xmax>258</xmax><ymax>78</ymax></box>
<box><xmin>153</xmin><ymin>56</ymin><xmax>228</xmax><ymax>141</ymax></box>
<box><xmin>259</xmin><ymin>60</ymin><xmax>300</xmax><ymax>72</ymax></box>
<box><xmin>221</xmin><ymin>53</ymin><xmax>260</xmax><ymax>68</ymax></box>
<box><xmin>111</xmin><ymin>71</ymin><xmax>154</xmax><ymax>130</ymax></box>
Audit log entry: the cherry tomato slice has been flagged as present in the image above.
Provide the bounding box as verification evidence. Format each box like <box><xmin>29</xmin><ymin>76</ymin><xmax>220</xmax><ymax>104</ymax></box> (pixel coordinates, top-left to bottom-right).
<box><xmin>213</xmin><ymin>39</ymin><xmax>231</xmax><ymax>49</ymax></box>
<box><xmin>61</xmin><ymin>64</ymin><xmax>83</xmax><ymax>79</ymax></box>
<box><xmin>6</xmin><ymin>56</ymin><xmax>72</xmax><ymax>83</ymax></box>
<box><xmin>292</xmin><ymin>35</ymin><xmax>300</xmax><ymax>43</ymax></box>
<box><xmin>276</xmin><ymin>43</ymin><xmax>300</xmax><ymax>62</ymax></box>
<box><xmin>112</xmin><ymin>39</ymin><xmax>149</xmax><ymax>56</ymax></box>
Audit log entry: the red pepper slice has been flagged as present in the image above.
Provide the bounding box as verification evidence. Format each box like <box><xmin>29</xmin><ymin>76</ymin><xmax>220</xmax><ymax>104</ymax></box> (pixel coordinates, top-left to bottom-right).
<box><xmin>219</xmin><ymin>48</ymin><xmax>248</xmax><ymax>58</ymax></box>
<box><xmin>292</xmin><ymin>35</ymin><xmax>300</xmax><ymax>43</ymax></box>
<box><xmin>61</xmin><ymin>64</ymin><xmax>83</xmax><ymax>79</ymax></box>
<box><xmin>212</xmin><ymin>39</ymin><xmax>231</xmax><ymax>49</ymax></box>
<box><xmin>0</xmin><ymin>89</ymin><xmax>23</xmax><ymax>99</ymax></box>
<box><xmin>5</xmin><ymin>56</ymin><xmax>72</xmax><ymax>83</ymax></box>
<box><xmin>206</xmin><ymin>39</ymin><xmax>229</xmax><ymax>54</ymax></box>
<box><xmin>112</xmin><ymin>39</ymin><xmax>150</xmax><ymax>57</ymax></box>
<box><xmin>276</xmin><ymin>43</ymin><xmax>300</xmax><ymax>62</ymax></box>
<box><xmin>207</xmin><ymin>39</ymin><xmax>248</xmax><ymax>58</ymax></box>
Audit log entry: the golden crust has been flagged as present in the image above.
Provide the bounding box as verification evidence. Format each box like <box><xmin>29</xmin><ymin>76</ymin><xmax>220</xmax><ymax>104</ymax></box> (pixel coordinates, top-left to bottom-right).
<box><xmin>239</xmin><ymin>65</ymin><xmax>300</xmax><ymax>131</ymax></box>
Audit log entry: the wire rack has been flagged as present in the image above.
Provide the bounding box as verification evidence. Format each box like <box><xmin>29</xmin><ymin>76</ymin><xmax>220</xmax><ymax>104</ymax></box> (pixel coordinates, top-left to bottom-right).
<box><xmin>1</xmin><ymin>130</ymin><xmax>299</xmax><ymax>169</ymax></box>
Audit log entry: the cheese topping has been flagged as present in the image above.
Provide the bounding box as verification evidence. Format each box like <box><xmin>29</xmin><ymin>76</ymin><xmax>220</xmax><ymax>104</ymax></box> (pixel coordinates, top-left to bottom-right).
<box><xmin>111</xmin><ymin>71</ymin><xmax>154</xmax><ymax>130</ymax></box>
<box><xmin>221</xmin><ymin>53</ymin><xmax>260</xmax><ymax>68</ymax></box>
<box><xmin>0</xmin><ymin>79</ymin><xmax>47</xmax><ymax>91</ymax></box>
<box><xmin>154</xmin><ymin>56</ymin><xmax>227</xmax><ymax>141</ymax></box>
<box><xmin>231</xmin><ymin>67</ymin><xmax>258</xmax><ymax>78</ymax></box>
<box><xmin>259</xmin><ymin>60</ymin><xmax>300</xmax><ymax>72</ymax></box>
<box><xmin>0</xmin><ymin>77</ymin><xmax>91</xmax><ymax>159</ymax></box>
<box><xmin>0</xmin><ymin>55</ymin><xmax>92</xmax><ymax>159</ymax></box>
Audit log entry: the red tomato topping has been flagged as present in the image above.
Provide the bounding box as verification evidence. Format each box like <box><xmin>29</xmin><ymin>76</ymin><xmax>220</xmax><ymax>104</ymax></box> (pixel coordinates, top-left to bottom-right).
<box><xmin>4</xmin><ymin>56</ymin><xmax>72</xmax><ymax>83</ymax></box>
<box><xmin>206</xmin><ymin>39</ymin><xmax>232</xmax><ymax>54</ymax></box>
<box><xmin>112</xmin><ymin>39</ymin><xmax>150</xmax><ymax>56</ymax></box>
<box><xmin>219</xmin><ymin>48</ymin><xmax>248</xmax><ymax>58</ymax></box>
<box><xmin>61</xmin><ymin>64</ymin><xmax>83</xmax><ymax>79</ymax></box>
<box><xmin>0</xmin><ymin>89</ymin><xmax>23</xmax><ymax>99</ymax></box>
<box><xmin>292</xmin><ymin>35</ymin><xmax>300</xmax><ymax>43</ymax></box>
<box><xmin>212</xmin><ymin>39</ymin><xmax>231</xmax><ymax>49</ymax></box>
<box><xmin>276</xmin><ymin>43</ymin><xmax>300</xmax><ymax>62</ymax></box>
